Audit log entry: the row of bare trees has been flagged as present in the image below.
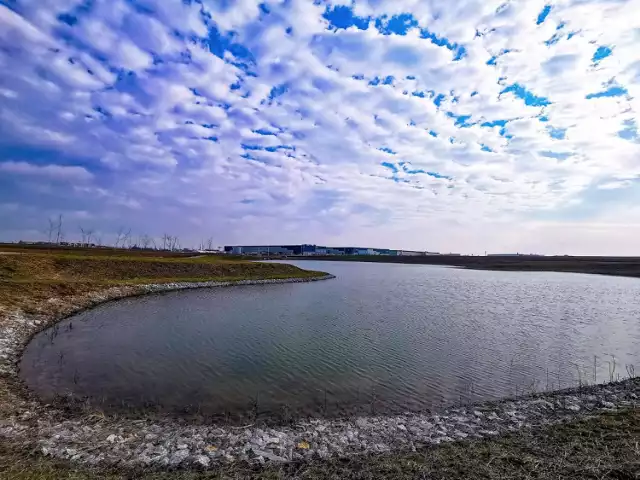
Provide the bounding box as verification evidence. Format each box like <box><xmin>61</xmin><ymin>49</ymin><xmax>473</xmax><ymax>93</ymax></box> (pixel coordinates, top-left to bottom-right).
<box><xmin>46</xmin><ymin>215</ymin><xmax>101</xmax><ymax>246</ymax></box>
<box><xmin>107</xmin><ymin>229</ymin><xmax>185</xmax><ymax>251</ymax></box>
<box><xmin>198</xmin><ymin>237</ymin><xmax>215</xmax><ymax>251</ymax></box>
<box><xmin>161</xmin><ymin>233</ymin><xmax>180</xmax><ymax>251</ymax></box>
<box><xmin>113</xmin><ymin>228</ymin><xmax>185</xmax><ymax>251</ymax></box>
<box><xmin>44</xmin><ymin>215</ymin><xmax>214</xmax><ymax>251</ymax></box>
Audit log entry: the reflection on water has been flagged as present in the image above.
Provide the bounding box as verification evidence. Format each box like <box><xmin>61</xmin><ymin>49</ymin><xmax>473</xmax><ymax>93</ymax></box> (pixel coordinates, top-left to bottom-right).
<box><xmin>20</xmin><ymin>261</ymin><xmax>640</xmax><ymax>419</ymax></box>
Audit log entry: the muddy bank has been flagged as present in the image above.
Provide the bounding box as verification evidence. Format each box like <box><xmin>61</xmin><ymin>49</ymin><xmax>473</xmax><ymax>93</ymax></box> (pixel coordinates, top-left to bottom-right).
<box><xmin>0</xmin><ymin>275</ymin><xmax>637</xmax><ymax>470</ymax></box>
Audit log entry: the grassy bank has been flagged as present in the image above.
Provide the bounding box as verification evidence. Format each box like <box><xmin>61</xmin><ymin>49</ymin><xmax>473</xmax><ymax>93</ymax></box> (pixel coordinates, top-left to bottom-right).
<box><xmin>1</xmin><ymin>408</ymin><xmax>637</xmax><ymax>479</ymax></box>
<box><xmin>0</xmin><ymin>251</ymin><xmax>327</xmax><ymax>316</ymax></box>
<box><xmin>295</xmin><ymin>254</ymin><xmax>640</xmax><ymax>279</ymax></box>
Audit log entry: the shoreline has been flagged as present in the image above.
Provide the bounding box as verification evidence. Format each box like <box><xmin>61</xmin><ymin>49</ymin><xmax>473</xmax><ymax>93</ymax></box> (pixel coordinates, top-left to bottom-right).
<box><xmin>289</xmin><ymin>255</ymin><xmax>640</xmax><ymax>279</ymax></box>
<box><xmin>0</xmin><ymin>276</ymin><xmax>335</xmax><ymax>433</ymax></box>
<box><xmin>0</xmin><ymin>274</ymin><xmax>638</xmax><ymax>471</ymax></box>
<box><xmin>0</xmin><ymin>274</ymin><xmax>336</xmax><ymax>378</ymax></box>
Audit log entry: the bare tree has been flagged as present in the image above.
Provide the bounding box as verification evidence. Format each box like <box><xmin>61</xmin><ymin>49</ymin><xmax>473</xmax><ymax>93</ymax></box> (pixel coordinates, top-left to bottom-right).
<box><xmin>140</xmin><ymin>234</ymin><xmax>154</xmax><ymax>250</ymax></box>
<box><xmin>114</xmin><ymin>228</ymin><xmax>124</xmax><ymax>248</ymax></box>
<box><xmin>46</xmin><ymin>218</ymin><xmax>56</xmax><ymax>244</ymax></box>
<box><xmin>162</xmin><ymin>234</ymin><xmax>180</xmax><ymax>251</ymax></box>
<box><xmin>79</xmin><ymin>227</ymin><xmax>95</xmax><ymax>247</ymax></box>
<box><xmin>197</xmin><ymin>237</ymin><xmax>214</xmax><ymax>251</ymax></box>
<box><xmin>53</xmin><ymin>214</ymin><xmax>64</xmax><ymax>244</ymax></box>
<box><xmin>114</xmin><ymin>227</ymin><xmax>132</xmax><ymax>249</ymax></box>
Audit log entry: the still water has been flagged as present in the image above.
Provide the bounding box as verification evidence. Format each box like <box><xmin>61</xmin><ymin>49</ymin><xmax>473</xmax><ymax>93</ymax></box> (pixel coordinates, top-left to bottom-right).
<box><xmin>20</xmin><ymin>261</ymin><xmax>640</xmax><ymax>418</ymax></box>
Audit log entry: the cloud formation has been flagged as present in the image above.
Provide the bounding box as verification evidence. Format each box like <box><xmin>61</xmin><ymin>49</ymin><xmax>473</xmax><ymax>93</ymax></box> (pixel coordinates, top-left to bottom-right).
<box><xmin>0</xmin><ymin>0</ymin><xmax>639</xmax><ymax>254</ymax></box>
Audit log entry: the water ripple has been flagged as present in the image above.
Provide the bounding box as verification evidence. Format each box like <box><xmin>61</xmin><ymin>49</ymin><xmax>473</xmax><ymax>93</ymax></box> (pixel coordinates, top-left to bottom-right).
<box><xmin>20</xmin><ymin>261</ymin><xmax>640</xmax><ymax>417</ymax></box>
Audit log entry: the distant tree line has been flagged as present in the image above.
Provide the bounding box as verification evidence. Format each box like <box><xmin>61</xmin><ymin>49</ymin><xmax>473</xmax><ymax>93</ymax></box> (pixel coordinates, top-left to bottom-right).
<box><xmin>38</xmin><ymin>214</ymin><xmax>217</xmax><ymax>252</ymax></box>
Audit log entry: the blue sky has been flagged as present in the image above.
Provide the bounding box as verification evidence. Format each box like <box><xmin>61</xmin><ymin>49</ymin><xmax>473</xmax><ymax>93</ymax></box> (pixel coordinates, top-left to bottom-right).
<box><xmin>0</xmin><ymin>0</ymin><xmax>639</xmax><ymax>254</ymax></box>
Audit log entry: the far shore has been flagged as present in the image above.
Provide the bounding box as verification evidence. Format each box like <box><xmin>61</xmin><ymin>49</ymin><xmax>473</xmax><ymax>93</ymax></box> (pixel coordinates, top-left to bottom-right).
<box><xmin>289</xmin><ymin>254</ymin><xmax>640</xmax><ymax>279</ymax></box>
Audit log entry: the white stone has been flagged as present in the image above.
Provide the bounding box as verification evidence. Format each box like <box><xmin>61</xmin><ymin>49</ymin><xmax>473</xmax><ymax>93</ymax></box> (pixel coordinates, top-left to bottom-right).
<box><xmin>317</xmin><ymin>446</ymin><xmax>330</xmax><ymax>458</ymax></box>
<box><xmin>195</xmin><ymin>455</ymin><xmax>210</xmax><ymax>467</ymax></box>
<box><xmin>251</xmin><ymin>448</ymin><xmax>288</xmax><ymax>462</ymax></box>
<box><xmin>169</xmin><ymin>449</ymin><xmax>189</xmax><ymax>465</ymax></box>
<box><xmin>355</xmin><ymin>418</ymin><xmax>369</xmax><ymax>428</ymax></box>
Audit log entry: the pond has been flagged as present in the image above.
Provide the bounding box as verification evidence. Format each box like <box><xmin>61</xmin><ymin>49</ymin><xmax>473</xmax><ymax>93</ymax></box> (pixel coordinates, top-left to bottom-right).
<box><xmin>20</xmin><ymin>261</ymin><xmax>640</xmax><ymax>420</ymax></box>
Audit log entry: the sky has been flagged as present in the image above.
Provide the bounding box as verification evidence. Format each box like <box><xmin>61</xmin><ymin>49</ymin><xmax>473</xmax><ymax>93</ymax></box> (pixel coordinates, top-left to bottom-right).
<box><xmin>0</xmin><ymin>0</ymin><xmax>639</xmax><ymax>255</ymax></box>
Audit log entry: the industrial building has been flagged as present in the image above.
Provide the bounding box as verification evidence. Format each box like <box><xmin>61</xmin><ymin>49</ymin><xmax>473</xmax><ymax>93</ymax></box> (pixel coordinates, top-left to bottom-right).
<box><xmin>223</xmin><ymin>245</ymin><xmax>438</xmax><ymax>256</ymax></box>
<box><xmin>224</xmin><ymin>244</ymin><xmax>315</xmax><ymax>255</ymax></box>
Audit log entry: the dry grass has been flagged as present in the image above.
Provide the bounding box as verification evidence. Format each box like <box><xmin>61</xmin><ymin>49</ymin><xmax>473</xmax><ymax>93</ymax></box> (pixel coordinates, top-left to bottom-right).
<box><xmin>1</xmin><ymin>409</ymin><xmax>637</xmax><ymax>479</ymax></box>
<box><xmin>0</xmin><ymin>244</ymin><xmax>202</xmax><ymax>258</ymax></box>
<box><xmin>0</xmin><ymin>252</ymin><xmax>327</xmax><ymax>317</ymax></box>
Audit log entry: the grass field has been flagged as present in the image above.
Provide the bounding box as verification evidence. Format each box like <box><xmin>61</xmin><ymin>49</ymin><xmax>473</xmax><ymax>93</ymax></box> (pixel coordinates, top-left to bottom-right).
<box><xmin>1</xmin><ymin>409</ymin><xmax>637</xmax><ymax>479</ymax></box>
<box><xmin>0</xmin><ymin>249</ymin><xmax>326</xmax><ymax>317</ymax></box>
<box><xmin>0</xmin><ymin>244</ymin><xmax>200</xmax><ymax>257</ymax></box>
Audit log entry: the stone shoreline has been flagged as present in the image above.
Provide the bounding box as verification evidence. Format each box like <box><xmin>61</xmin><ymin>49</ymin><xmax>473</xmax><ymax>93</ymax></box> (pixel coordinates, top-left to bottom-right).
<box><xmin>1</xmin><ymin>275</ymin><xmax>638</xmax><ymax>470</ymax></box>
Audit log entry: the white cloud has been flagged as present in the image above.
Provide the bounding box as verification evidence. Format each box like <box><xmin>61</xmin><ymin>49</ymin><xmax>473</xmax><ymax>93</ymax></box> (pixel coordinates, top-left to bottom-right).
<box><xmin>0</xmin><ymin>0</ymin><xmax>639</xmax><ymax>252</ymax></box>
<box><xmin>0</xmin><ymin>161</ymin><xmax>93</xmax><ymax>181</ymax></box>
